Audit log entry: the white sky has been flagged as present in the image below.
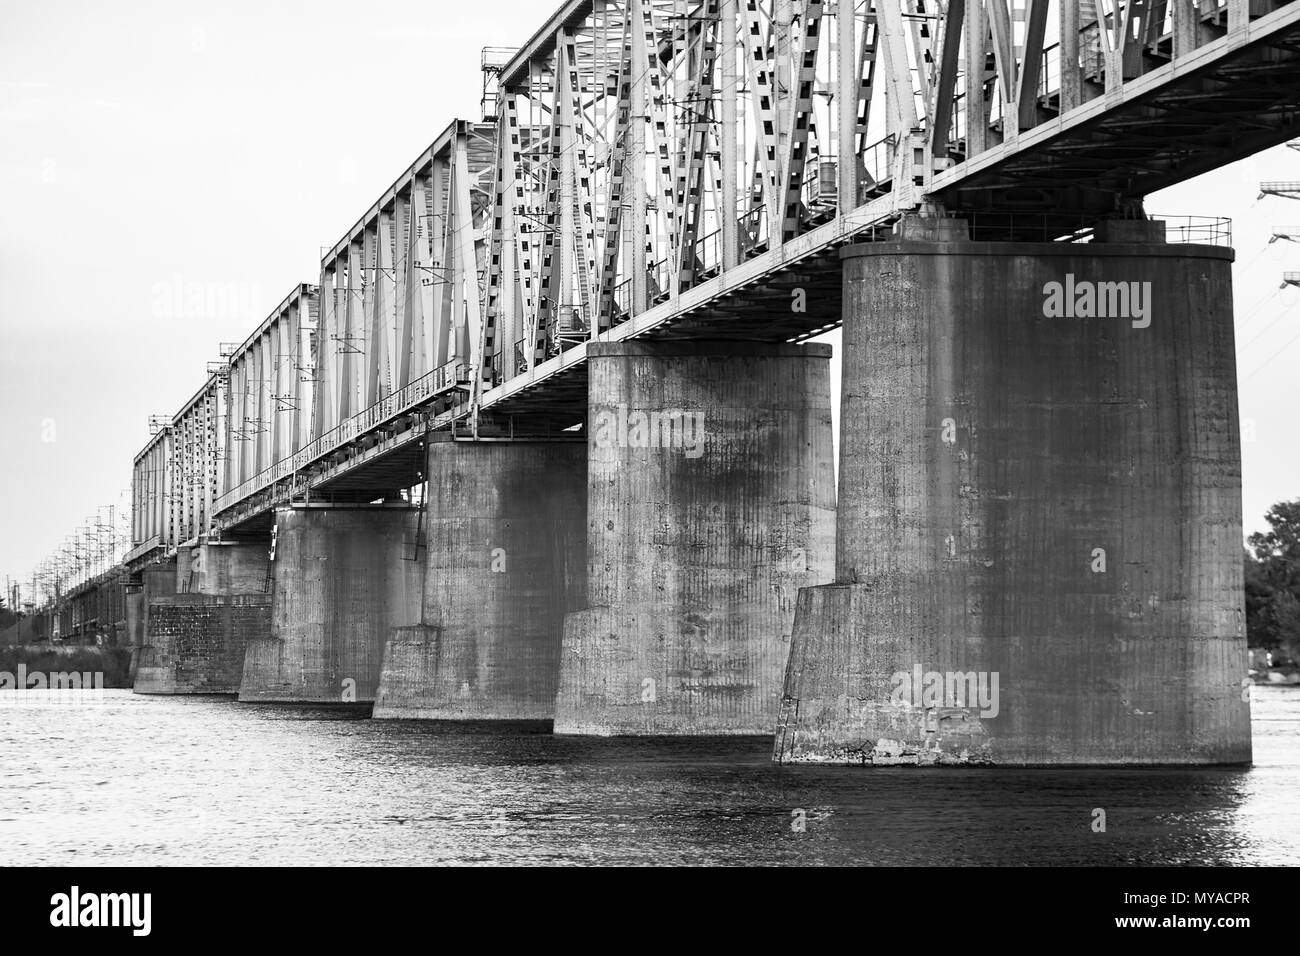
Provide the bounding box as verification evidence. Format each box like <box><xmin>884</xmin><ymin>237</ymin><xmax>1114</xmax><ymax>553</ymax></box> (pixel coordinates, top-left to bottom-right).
<box><xmin>1</xmin><ymin>0</ymin><xmax>1296</xmax><ymax>597</ymax></box>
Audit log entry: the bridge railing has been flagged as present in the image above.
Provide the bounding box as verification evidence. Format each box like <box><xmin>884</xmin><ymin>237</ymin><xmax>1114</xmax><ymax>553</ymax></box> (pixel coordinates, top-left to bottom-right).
<box><xmin>739</xmin><ymin>205</ymin><xmax>768</xmax><ymax>253</ymax></box>
<box><xmin>1040</xmin><ymin>44</ymin><xmax>1061</xmax><ymax>104</ymax></box>
<box><xmin>123</xmin><ymin>535</ymin><xmax>162</xmax><ymax>566</ymax></box>
<box><xmin>214</xmin><ymin>360</ymin><xmax>470</xmax><ymax>516</ymax></box>
<box><xmin>1160</xmin><ymin>215</ymin><xmax>1233</xmax><ymax>246</ymax></box>
<box><xmin>860</xmin><ymin>135</ymin><xmax>896</xmax><ymax>202</ymax></box>
<box><xmin>960</xmin><ymin>211</ymin><xmax>1231</xmax><ymax>245</ymax></box>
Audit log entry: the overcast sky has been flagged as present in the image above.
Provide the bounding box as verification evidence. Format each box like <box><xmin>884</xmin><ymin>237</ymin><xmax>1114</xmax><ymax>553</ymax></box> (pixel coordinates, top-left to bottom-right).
<box><xmin>2</xmin><ymin>0</ymin><xmax>1297</xmax><ymax>599</ymax></box>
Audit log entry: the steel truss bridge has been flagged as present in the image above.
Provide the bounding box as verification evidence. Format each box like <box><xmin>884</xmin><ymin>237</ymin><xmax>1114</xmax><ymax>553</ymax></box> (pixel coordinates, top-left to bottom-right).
<box><xmin>126</xmin><ymin>0</ymin><xmax>1300</xmax><ymax>565</ymax></box>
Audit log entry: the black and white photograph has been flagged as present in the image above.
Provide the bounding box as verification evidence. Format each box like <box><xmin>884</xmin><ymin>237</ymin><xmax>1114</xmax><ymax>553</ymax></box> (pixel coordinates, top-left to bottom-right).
<box><xmin>1</xmin><ymin>0</ymin><xmax>1298</xmax><ymax>926</ymax></box>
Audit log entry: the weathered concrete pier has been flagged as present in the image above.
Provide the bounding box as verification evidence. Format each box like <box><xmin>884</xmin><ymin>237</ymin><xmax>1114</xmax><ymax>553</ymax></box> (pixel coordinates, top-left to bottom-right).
<box><xmin>375</xmin><ymin>438</ymin><xmax>587</xmax><ymax>720</ymax></box>
<box><xmin>774</xmin><ymin>220</ymin><xmax>1251</xmax><ymax>765</ymax></box>
<box><xmin>555</xmin><ymin>341</ymin><xmax>836</xmax><ymax>735</ymax></box>
<box><xmin>241</xmin><ymin>506</ymin><xmax>422</xmax><ymax>703</ymax></box>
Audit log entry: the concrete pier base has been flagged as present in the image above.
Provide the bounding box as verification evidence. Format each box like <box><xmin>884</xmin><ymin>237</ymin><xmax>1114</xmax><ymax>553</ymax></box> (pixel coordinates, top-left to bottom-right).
<box><xmin>555</xmin><ymin>341</ymin><xmax>837</xmax><ymax>736</ymax></box>
<box><xmin>371</xmin><ymin>437</ymin><xmax>585</xmax><ymax>723</ymax></box>
<box><xmin>775</xmin><ymin>226</ymin><xmax>1251</xmax><ymax>765</ymax></box>
<box><xmin>377</xmin><ymin>442</ymin><xmax>590</xmax><ymax>717</ymax></box>
<box><xmin>125</xmin><ymin>558</ymin><xmax>175</xmax><ymax>681</ymax></box>
<box><xmin>239</xmin><ymin>506</ymin><xmax>422</xmax><ymax>704</ymax></box>
<box><xmin>134</xmin><ymin>547</ymin><xmax>268</xmax><ymax>695</ymax></box>
<box><xmin>374</xmin><ymin>439</ymin><xmax>587</xmax><ymax>720</ymax></box>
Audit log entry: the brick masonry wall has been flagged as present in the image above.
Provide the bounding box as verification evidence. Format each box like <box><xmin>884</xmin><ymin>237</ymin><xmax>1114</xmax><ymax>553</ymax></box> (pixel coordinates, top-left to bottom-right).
<box><xmin>134</xmin><ymin>594</ymin><xmax>270</xmax><ymax>694</ymax></box>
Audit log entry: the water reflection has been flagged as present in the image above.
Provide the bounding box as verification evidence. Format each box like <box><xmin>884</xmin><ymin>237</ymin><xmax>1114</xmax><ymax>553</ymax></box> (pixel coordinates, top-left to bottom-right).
<box><xmin>1</xmin><ymin>687</ymin><xmax>1295</xmax><ymax>865</ymax></box>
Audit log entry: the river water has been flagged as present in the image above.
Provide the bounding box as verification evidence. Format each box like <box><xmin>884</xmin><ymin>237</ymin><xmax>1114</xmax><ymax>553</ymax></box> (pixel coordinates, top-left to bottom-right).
<box><xmin>2</xmin><ymin>686</ymin><xmax>1297</xmax><ymax>866</ymax></box>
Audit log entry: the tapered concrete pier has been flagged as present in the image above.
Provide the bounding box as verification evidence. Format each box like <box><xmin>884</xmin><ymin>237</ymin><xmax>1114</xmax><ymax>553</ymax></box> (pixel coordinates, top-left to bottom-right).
<box><xmin>555</xmin><ymin>341</ymin><xmax>837</xmax><ymax>736</ymax></box>
<box><xmin>775</xmin><ymin>218</ymin><xmax>1251</xmax><ymax>765</ymax></box>
<box><xmin>239</xmin><ymin>505</ymin><xmax>422</xmax><ymax>703</ymax></box>
<box><xmin>374</xmin><ymin>438</ymin><xmax>587</xmax><ymax>720</ymax></box>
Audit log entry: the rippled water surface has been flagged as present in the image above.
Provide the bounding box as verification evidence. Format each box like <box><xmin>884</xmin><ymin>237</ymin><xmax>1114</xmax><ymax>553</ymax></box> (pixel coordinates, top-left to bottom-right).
<box><xmin>2</xmin><ymin>687</ymin><xmax>1298</xmax><ymax>865</ymax></box>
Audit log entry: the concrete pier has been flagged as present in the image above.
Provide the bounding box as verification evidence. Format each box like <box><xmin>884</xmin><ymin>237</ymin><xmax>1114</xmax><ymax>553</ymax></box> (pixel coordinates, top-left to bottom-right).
<box><xmin>775</xmin><ymin>221</ymin><xmax>1251</xmax><ymax>765</ymax></box>
<box><xmin>125</xmin><ymin>559</ymin><xmax>175</xmax><ymax>682</ymax></box>
<box><xmin>239</xmin><ymin>505</ymin><xmax>422</xmax><ymax>704</ymax></box>
<box><xmin>126</xmin><ymin>560</ymin><xmax>176</xmax><ymax>645</ymax></box>
<box><xmin>555</xmin><ymin>341</ymin><xmax>837</xmax><ymax>736</ymax></box>
<box><xmin>134</xmin><ymin>546</ymin><xmax>268</xmax><ymax>695</ymax></box>
<box><xmin>374</xmin><ymin>438</ymin><xmax>587</xmax><ymax>720</ymax></box>
<box><xmin>175</xmin><ymin>542</ymin><xmax>268</xmax><ymax>595</ymax></box>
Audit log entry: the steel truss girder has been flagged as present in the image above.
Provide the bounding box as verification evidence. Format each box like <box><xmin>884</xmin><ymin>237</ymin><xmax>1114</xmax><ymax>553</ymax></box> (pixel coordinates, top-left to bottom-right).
<box><xmin>140</xmin><ymin>0</ymin><xmax>1300</xmax><ymax>540</ymax></box>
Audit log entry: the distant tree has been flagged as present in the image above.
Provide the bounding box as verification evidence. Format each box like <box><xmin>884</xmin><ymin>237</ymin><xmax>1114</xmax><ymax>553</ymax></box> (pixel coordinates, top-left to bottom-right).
<box><xmin>1246</xmin><ymin>501</ymin><xmax>1300</xmax><ymax>666</ymax></box>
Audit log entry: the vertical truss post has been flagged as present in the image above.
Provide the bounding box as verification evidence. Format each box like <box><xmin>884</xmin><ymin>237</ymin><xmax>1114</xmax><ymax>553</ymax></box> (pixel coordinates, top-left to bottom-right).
<box><xmin>837</xmin><ymin>0</ymin><xmax>858</xmax><ymax>209</ymax></box>
<box><xmin>878</xmin><ymin>0</ymin><xmax>920</xmax><ymax>183</ymax></box>
<box><xmin>1060</xmin><ymin>0</ymin><xmax>1082</xmax><ymax>112</ymax></box>
<box><xmin>596</xmin><ymin>25</ymin><xmax>632</xmax><ymax>330</ymax></box>
<box><xmin>985</xmin><ymin>0</ymin><xmax>1018</xmax><ymax>139</ymax></box>
<box><xmin>675</xmin><ymin>0</ymin><xmax>721</xmax><ymax>288</ymax></box>
<box><xmin>629</xmin><ymin>0</ymin><xmax>650</xmax><ymax>315</ymax></box>
<box><xmin>964</xmin><ymin>0</ymin><xmax>990</xmax><ymax>157</ymax></box>
<box><xmin>485</xmin><ymin>100</ymin><xmax>517</xmax><ymax>378</ymax></box>
<box><xmin>395</xmin><ymin>192</ymin><xmax>414</xmax><ymax>388</ymax></box>
<box><xmin>342</xmin><ymin>241</ymin><xmax>363</xmax><ymax>419</ymax></box>
<box><xmin>431</xmin><ymin>159</ymin><xmax>452</xmax><ymax>369</ymax></box>
<box><xmin>743</xmin><ymin>0</ymin><xmax>782</xmax><ymax>246</ymax></box>
<box><xmin>929</xmin><ymin>0</ymin><xmax>965</xmax><ymax>160</ymax></box>
<box><xmin>374</xmin><ymin>210</ymin><xmax>395</xmax><ymax>400</ymax></box>
<box><xmin>454</xmin><ymin>128</ymin><xmax>483</xmax><ymax>371</ymax></box>
<box><xmin>362</xmin><ymin>224</ymin><xmax>378</xmax><ymax>407</ymax></box>
<box><xmin>504</xmin><ymin>94</ymin><xmax>536</xmax><ymax>358</ymax></box>
<box><xmin>720</xmin><ymin>0</ymin><xmax>740</xmax><ymax>268</ymax></box>
<box><xmin>1016</xmin><ymin>0</ymin><xmax>1049</xmax><ymax>131</ymax></box>
<box><xmin>779</xmin><ymin>0</ymin><xmax>825</xmax><ymax>242</ymax></box>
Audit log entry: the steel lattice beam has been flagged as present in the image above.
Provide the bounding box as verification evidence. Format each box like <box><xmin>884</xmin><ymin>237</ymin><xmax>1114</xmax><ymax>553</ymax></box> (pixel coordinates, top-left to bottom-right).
<box><xmin>109</xmin><ymin>0</ymin><xmax>1300</xmax><ymax>537</ymax></box>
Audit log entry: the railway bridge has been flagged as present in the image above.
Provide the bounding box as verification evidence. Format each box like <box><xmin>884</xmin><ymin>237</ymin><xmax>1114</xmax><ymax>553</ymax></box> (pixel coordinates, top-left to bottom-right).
<box><xmin>109</xmin><ymin>0</ymin><xmax>1300</xmax><ymax>764</ymax></box>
